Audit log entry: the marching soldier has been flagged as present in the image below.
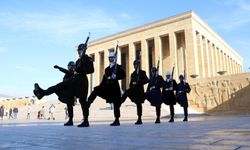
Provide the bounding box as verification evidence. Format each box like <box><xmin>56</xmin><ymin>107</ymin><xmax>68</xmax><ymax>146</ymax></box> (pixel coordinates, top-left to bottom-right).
<box><xmin>33</xmin><ymin>43</ymin><xmax>94</xmax><ymax>127</ymax></box>
<box><xmin>175</xmin><ymin>75</ymin><xmax>191</xmax><ymax>122</ymax></box>
<box><xmin>88</xmin><ymin>51</ymin><xmax>126</xmax><ymax>126</ymax></box>
<box><xmin>145</xmin><ymin>67</ymin><xmax>164</xmax><ymax>123</ymax></box>
<box><xmin>162</xmin><ymin>71</ymin><xmax>178</xmax><ymax>122</ymax></box>
<box><xmin>121</xmin><ymin>60</ymin><xmax>149</xmax><ymax>124</ymax></box>
<box><xmin>53</xmin><ymin>61</ymin><xmax>75</xmax><ymax>126</ymax></box>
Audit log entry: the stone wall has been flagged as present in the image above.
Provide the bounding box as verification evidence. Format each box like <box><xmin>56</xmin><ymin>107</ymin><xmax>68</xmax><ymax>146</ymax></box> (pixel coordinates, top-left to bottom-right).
<box><xmin>188</xmin><ymin>72</ymin><xmax>250</xmax><ymax>113</ymax></box>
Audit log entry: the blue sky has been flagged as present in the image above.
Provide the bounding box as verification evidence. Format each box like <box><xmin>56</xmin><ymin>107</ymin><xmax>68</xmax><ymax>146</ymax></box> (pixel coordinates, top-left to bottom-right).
<box><xmin>0</xmin><ymin>0</ymin><xmax>249</xmax><ymax>98</ymax></box>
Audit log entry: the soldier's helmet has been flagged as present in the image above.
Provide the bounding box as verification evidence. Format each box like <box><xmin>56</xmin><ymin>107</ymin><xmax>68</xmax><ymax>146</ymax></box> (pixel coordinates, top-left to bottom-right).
<box><xmin>133</xmin><ymin>60</ymin><xmax>140</xmax><ymax>65</ymax></box>
<box><xmin>68</xmin><ymin>61</ymin><xmax>75</xmax><ymax>67</ymax></box>
<box><xmin>151</xmin><ymin>67</ymin><xmax>157</xmax><ymax>73</ymax></box>
<box><xmin>77</xmin><ymin>43</ymin><xmax>86</xmax><ymax>51</ymax></box>
<box><xmin>179</xmin><ymin>75</ymin><xmax>184</xmax><ymax>79</ymax></box>
<box><xmin>166</xmin><ymin>71</ymin><xmax>171</xmax><ymax>76</ymax></box>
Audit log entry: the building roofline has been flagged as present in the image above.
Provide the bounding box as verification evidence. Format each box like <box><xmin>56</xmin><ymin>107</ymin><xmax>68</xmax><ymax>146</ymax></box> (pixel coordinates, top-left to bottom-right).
<box><xmin>89</xmin><ymin>11</ymin><xmax>193</xmax><ymax>46</ymax></box>
<box><xmin>190</xmin><ymin>12</ymin><xmax>243</xmax><ymax>62</ymax></box>
<box><xmin>88</xmin><ymin>11</ymin><xmax>243</xmax><ymax>63</ymax></box>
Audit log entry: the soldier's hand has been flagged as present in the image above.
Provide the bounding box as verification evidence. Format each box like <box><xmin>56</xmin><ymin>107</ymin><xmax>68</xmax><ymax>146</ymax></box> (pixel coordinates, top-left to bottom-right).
<box><xmin>54</xmin><ymin>65</ymin><xmax>59</xmax><ymax>69</ymax></box>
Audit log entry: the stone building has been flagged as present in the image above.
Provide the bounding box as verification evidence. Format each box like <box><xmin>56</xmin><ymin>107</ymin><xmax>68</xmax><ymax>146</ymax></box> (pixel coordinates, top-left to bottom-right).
<box><xmin>86</xmin><ymin>11</ymin><xmax>243</xmax><ymax>92</ymax></box>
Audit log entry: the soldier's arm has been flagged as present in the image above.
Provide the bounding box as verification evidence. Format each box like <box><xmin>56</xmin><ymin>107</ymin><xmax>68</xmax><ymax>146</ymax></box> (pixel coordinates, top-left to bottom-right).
<box><xmin>54</xmin><ymin>65</ymin><xmax>70</xmax><ymax>74</ymax></box>
<box><xmin>186</xmin><ymin>83</ymin><xmax>191</xmax><ymax>93</ymax></box>
<box><xmin>140</xmin><ymin>71</ymin><xmax>149</xmax><ymax>85</ymax></box>
<box><xmin>158</xmin><ymin>76</ymin><xmax>165</xmax><ymax>88</ymax></box>
<box><xmin>116</xmin><ymin>65</ymin><xmax>126</xmax><ymax>80</ymax></box>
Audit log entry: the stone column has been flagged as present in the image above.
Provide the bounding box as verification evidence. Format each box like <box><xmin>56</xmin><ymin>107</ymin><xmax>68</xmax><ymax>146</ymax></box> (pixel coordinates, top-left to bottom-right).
<box><xmin>141</xmin><ymin>39</ymin><xmax>149</xmax><ymax>77</ymax></box>
<box><xmin>229</xmin><ymin>57</ymin><xmax>232</xmax><ymax>75</ymax></box>
<box><xmin>224</xmin><ymin>53</ymin><xmax>229</xmax><ymax>74</ymax></box>
<box><xmin>185</xmin><ymin>28</ymin><xmax>199</xmax><ymax>80</ymax></box>
<box><xmin>154</xmin><ymin>36</ymin><xmax>163</xmax><ymax>75</ymax></box>
<box><xmin>221</xmin><ymin>51</ymin><xmax>225</xmax><ymax>72</ymax></box>
<box><xmin>204</xmin><ymin>38</ymin><xmax>211</xmax><ymax>77</ymax></box>
<box><xmin>199</xmin><ymin>35</ymin><xmax>205</xmax><ymax>78</ymax></box>
<box><xmin>104</xmin><ymin>50</ymin><xmax>109</xmax><ymax>68</ymax></box>
<box><xmin>129</xmin><ymin>43</ymin><xmax>136</xmax><ymax>77</ymax></box>
<box><xmin>209</xmin><ymin>42</ymin><xmax>215</xmax><ymax>77</ymax></box>
<box><xmin>213</xmin><ymin>45</ymin><xmax>219</xmax><ymax>76</ymax></box>
<box><xmin>94</xmin><ymin>52</ymin><xmax>100</xmax><ymax>86</ymax></box>
<box><xmin>169</xmin><ymin>32</ymin><xmax>178</xmax><ymax>79</ymax></box>
<box><xmin>217</xmin><ymin>48</ymin><xmax>222</xmax><ymax>72</ymax></box>
<box><xmin>232</xmin><ymin>60</ymin><xmax>235</xmax><ymax>74</ymax></box>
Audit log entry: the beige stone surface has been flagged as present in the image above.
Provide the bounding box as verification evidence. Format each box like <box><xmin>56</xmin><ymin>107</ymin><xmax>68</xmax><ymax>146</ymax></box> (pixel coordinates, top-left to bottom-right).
<box><xmin>188</xmin><ymin>72</ymin><xmax>250</xmax><ymax>113</ymax></box>
<box><xmin>85</xmin><ymin>11</ymin><xmax>243</xmax><ymax>92</ymax></box>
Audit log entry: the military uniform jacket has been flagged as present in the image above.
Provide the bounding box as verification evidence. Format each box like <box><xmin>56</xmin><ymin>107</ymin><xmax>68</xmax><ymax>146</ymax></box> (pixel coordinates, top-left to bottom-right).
<box><xmin>175</xmin><ymin>81</ymin><xmax>191</xmax><ymax>107</ymax></box>
<box><xmin>145</xmin><ymin>75</ymin><xmax>164</xmax><ymax>106</ymax></box>
<box><xmin>73</xmin><ymin>54</ymin><xmax>94</xmax><ymax>98</ymax></box>
<box><xmin>162</xmin><ymin>79</ymin><xmax>178</xmax><ymax>105</ymax></box>
<box><xmin>127</xmin><ymin>70</ymin><xmax>149</xmax><ymax>103</ymax></box>
<box><xmin>94</xmin><ymin>64</ymin><xmax>126</xmax><ymax>103</ymax></box>
<box><xmin>55</xmin><ymin>66</ymin><xmax>75</xmax><ymax>105</ymax></box>
<box><xmin>57</xmin><ymin>54</ymin><xmax>94</xmax><ymax>102</ymax></box>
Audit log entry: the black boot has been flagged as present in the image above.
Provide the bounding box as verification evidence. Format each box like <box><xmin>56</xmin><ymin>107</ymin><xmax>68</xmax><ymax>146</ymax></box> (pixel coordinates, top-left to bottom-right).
<box><xmin>110</xmin><ymin>118</ymin><xmax>120</xmax><ymax>126</ymax></box>
<box><xmin>183</xmin><ymin>116</ymin><xmax>188</xmax><ymax>122</ymax></box>
<box><xmin>33</xmin><ymin>83</ymin><xmax>45</xmax><ymax>100</ymax></box>
<box><xmin>77</xmin><ymin>119</ymin><xmax>89</xmax><ymax>127</ymax></box>
<box><xmin>64</xmin><ymin>119</ymin><xmax>73</xmax><ymax>126</ymax></box>
<box><xmin>135</xmin><ymin>116</ymin><xmax>142</xmax><ymax>125</ymax></box>
<box><xmin>169</xmin><ymin>116</ymin><xmax>174</xmax><ymax>123</ymax></box>
<box><xmin>155</xmin><ymin>117</ymin><xmax>160</xmax><ymax>124</ymax></box>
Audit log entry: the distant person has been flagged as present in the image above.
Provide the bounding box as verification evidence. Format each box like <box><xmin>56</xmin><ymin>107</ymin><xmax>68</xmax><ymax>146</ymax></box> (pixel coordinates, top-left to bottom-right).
<box><xmin>64</xmin><ymin>106</ymin><xmax>68</xmax><ymax>120</ymax></box>
<box><xmin>9</xmin><ymin>108</ymin><xmax>13</xmax><ymax>119</ymax></box>
<box><xmin>175</xmin><ymin>75</ymin><xmax>191</xmax><ymax>122</ymax></box>
<box><xmin>27</xmin><ymin>105</ymin><xmax>31</xmax><ymax>119</ymax></box>
<box><xmin>145</xmin><ymin>67</ymin><xmax>164</xmax><ymax>124</ymax></box>
<box><xmin>0</xmin><ymin>105</ymin><xmax>4</xmax><ymax>120</ymax></box>
<box><xmin>37</xmin><ymin>110</ymin><xmax>40</xmax><ymax>119</ymax></box>
<box><xmin>40</xmin><ymin>106</ymin><xmax>46</xmax><ymax>119</ymax></box>
<box><xmin>5</xmin><ymin>108</ymin><xmax>8</xmax><ymax>117</ymax></box>
<box><xmin>13</xmin><ymin>107</ymin><xmax>18</xmax><ymax>119</ymax></box>
<box><xmin>48</xmin><ymin>104</ymin><xmax>55</xmax><ymax>120</ymax></box>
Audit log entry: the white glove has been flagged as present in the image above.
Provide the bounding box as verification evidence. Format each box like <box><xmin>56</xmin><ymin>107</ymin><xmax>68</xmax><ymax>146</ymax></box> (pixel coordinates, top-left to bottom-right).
<box><xmin>111</xmin><ymin>73</ymin><xmax>116</xmax><ymax>79</ymax></box>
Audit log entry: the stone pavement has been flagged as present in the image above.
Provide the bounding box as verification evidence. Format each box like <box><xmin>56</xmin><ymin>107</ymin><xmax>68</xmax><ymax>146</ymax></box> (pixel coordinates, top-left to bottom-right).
<box><xmin>1</xmin><ymin>114</ymin><xmax>250</xmax><ymax>150</ymax></box>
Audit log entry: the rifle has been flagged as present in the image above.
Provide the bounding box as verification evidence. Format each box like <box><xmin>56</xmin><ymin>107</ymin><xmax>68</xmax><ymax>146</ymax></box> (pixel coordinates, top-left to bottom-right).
<box><xmin>82</xmin><ymin>32</ymin><xmax>91</xmax><ymax>55</ymax></box>
<box><xmin>113</xmin><ymin>41</ymin><xmax>119</xmax><ymax>75</ymax></box>
<box><xmin>171</xmin><ymin>64</ymin><xmax>175</xmax><ymax>88</ymax></box>
<box><xmin>136</xmin><ymin>51</ymin><xmax>141</xmax><ymax>82</ymax></box>
<box><xmin>154</xmin><ymin>58</ymin><xmax>160</xmax><ymax>85</ymax></box>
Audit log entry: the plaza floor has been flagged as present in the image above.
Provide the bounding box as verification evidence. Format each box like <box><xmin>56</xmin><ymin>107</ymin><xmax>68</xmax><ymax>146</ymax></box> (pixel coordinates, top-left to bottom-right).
<box><xmin>1</xmin><ymin>114</ymin><xmax>250</xmax><ymax>150</ymax></box>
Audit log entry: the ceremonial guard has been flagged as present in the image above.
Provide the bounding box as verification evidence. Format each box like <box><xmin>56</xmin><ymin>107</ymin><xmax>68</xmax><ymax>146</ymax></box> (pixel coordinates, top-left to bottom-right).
<box><xmin>53</xmin><ymin>61</ymin><xmax>75</xmax><ymax>126</ymax></box>
<box><xmin>162</xmin><ymin>71</ymin><xmax>177</xmax><ymax>122</ymax></box>
<box><xmin>145</xmin><ymin>67</ymin><xmax>164</xmax><ymax>123</ymax></box>
<box><xmin>175</xmin><ymin>75</ymin><xmax>191</xmax><ymax>121</ymax></box>
<box><xmin>88</xmin><ymin>51</ymin><xmax>126</xmax><ymax>126</ymax></box>
<box><xmin>121</xmin><ymin>60</ymin><xmax>149</xmax><ymax>124</ymax></box>
<box><xmin>33</xmin><ymin>43</ymin><xmax>94</xmax><ymax>127</ymax></box>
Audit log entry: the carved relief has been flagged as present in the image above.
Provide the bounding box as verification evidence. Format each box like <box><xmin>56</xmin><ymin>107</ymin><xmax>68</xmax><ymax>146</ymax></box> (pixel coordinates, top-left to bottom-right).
<box><xmin>189</xmin><ymin>73</ymin><xmax>250</xmax><ymax>112</ymax></box>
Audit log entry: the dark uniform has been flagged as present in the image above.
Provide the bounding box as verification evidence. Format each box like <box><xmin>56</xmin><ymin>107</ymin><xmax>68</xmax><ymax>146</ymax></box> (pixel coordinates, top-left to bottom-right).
<box><xmin>175</xmin><ymin>76</ymin><xmax>191</xmax><ymax>121</ymax></box>
<box><xmin>33</xmin><ymin>53</ymin><xmax>94</xmax><ymax>127</ymax></box>
<box><xmin>121</xmin><ymin>68</ymin><xmax>149</xmax><ymax>124</ymax></box>
<box><xmin>145</xmin><ymin>69</ymin><xmax>164</xmax><ymax>123</ymax></box>
<box><xmin>53</xmin><ymin>63</ymin><xmax>75</xmax><ymax>126</ymax></box>
<box><xmin>88</xmin><ymin>64</ymin><xmax>126</xmax><ymax>126</ymax></box>
<box><xmin>162</xmin><ymin>79</ymin><xmax>178</xmax><ymax>122</ymax></box>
